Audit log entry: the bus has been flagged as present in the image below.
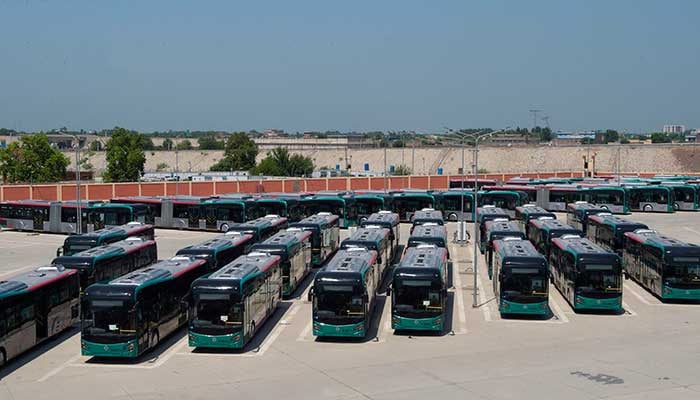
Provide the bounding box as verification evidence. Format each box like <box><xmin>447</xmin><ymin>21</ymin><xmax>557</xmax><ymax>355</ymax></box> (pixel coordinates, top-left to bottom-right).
<box><xmin>216</xmin><ymin>194</ymin><xmax>261</xmax><ymax>221</ymax></box>
<box><xmin>86</xmin><ymin>203</ymin><xmax>151</xmax><ymax>228</ymax></box>
<box><xmin>527</xmin><ymin>219</ymin><xmax>582</xmax><ymax>258</ymax></box>
<box><xmin>256</xmin><ymin>193</ymin><xmax>311</xmax><ymax>222</ymax></box>
<box><xmin>484</xmin><ymin>219</ymin><xmax>525</xmax><ymax>279</ymax></box>
<box><xmin>586</xmin><ymin>215</ymin><xmax>647</xmax><ymax>257</ymax></box>
<box><xmin>662</xmin><ymin>184</ymin><xmax>699</xmax><ymax>211</ymax></box>
<box><xmin>410</xmin><ymin>208</ymin><xmax>444</xmax><ymax>233</ymax></box>
<box><xmin>226</xmin><ymin>215</ymin><xmax>289</xmax><ymax>242</ymax></box>
<box><xmin>476</xmin><ymin>206</ymin><xmax>510</xmax><ymax>254</ymax></box>
<box><xmin>433</xmin><ymin>190</ymin><xmax>475</xmax><ymax>222</ymax></box>
<box><xmin>626</xmin><ymin>186</ymin><xmax>675</xmax><ymax>213</ymax></box>
<box><xmin>492</xmin><ymin>238</ymin><xmax>549</xmax><ymax>316</ymax></box>
<box><xmin>448</xmin><ymin>178</ymin><xmax>496</xmax><ymax>190</ymax></box>
<box><xmin>301</xmin><ymin>194</ymin><xmax>385</xmax><ymax>228</ymax></box>
<box><xmin>80</xmin><ymin>255</ymin><xmax>208</xmax><ymax>358</ymax></box>
<box><xmin>360</xmin><ymin>211</ymin><xmax>400</xmax><ymax>260</ymax></box>
<box><xmin>251</xmin><ymin>229</ymin><xmax>312</xmax><ymax>297</ymax></box>
<box><xmin>53</xmin><ymin>237</ymin><xmax>158</xmax><ymax>290</ymax></box>
<box><xmin>565</xmin><ymin>202</ymin><xmax>608</xmax><ymax>234</ymax></box>
<box><xmin>514</xmin><ymin>205</ymin><xmax>555</xmax><ymax>236</ymax></box>
<box><xmin>254</xmin><ymin>197</ymin><xmax>289</xmax><ymax>219</ymax></box>
<box><xmin>58</xmin><ymin>222</ymin><xmax>155</xmax><ymax>257</ymax></box>
<box><xmin>188</xmin><ymin>252</ymin><xmax>282</xmax><ymax>349</ymax></box>
<box><xmin>175</xmin><ymin>231</ymin><xmax>254</xmax><ymax>271</ymax></box>
<box><xmin>391</xmin><ymin>192</ymin><xmax>435</xmax><ymax>222</ymax></box>
<box><xmin>623</xmin><ymin>229</ymin><xmax>700</xmax><ymax>300</ymax></box>
<box><xmin>484</xmin><ymin>185</ymin><xmax>538</xmax><ymax>205</ymax></box>
<box><xmin>388</xmin><ymin>245</ymin><xmax>449</xmax><ymax>332</ymax></box>
<box><xmin>340</xmin><ymin>226</ymin><xmax>391</xmax><ymax>285</ymax></box>
<box><xmin>290</xmin><ymin>213</ymin><xmax>341</xmax><ymax>267</ymax></box>
<box><xmin>478</xmin><ymin>190</ymin><xmax>522</xmax><ymax>217</ymax></box>
<box><xmin>0</xmin><ymin>265</ymin><xmax>79</xmax><ymax>367</ymax></box>
<box><xmin>0</xmin><ymin>200</ymin><xmax>94</xmax><ymax>234</ymax></box>
<box><xmin>549</xmin><ymin>236</ymin><xmax>623</xmax><ymax>312</ymax></box>
<box><xmin>582</xmin><ymin>187</ymin><xmax>630</xmax><ymax>214</ymax></box>
<box><xmin>536</xmin><ymin>186</ymin><xmax>583</xmax><ymax>211</ymax></box>
<box><xmin>309</xmin><ymin>248</ymin><xmax>379</xmax><ymax>338</ymax></box>
<box><xmin>406</xmin><ymin>224</ymin><xmax>450</xmax><ymax>261</ymax></box>
<box><xmin>349</xmin><ymin>194</ymin><xmax>386</xmax><ymax>223</ymax></box>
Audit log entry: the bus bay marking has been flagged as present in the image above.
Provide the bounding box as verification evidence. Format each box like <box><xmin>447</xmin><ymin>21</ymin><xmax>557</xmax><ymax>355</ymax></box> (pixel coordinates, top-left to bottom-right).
<box><xmin>548</xmin><ymin>293</ymin><xmax>570</xmax><ymax>323</ymax></box>
<box><xmin>623</xmin><ymin>282</ymin><xmax>652</xmax><ymax>305</ymax></box>
<box><xmin>37</xmin><ymin>354</ymin><xmax>82</xmax><ymax>382</ymax></box>
<box><xmin>621</xmin><ymin>302</ymin><xmax>637</xmax><ymax>316</ymax></box>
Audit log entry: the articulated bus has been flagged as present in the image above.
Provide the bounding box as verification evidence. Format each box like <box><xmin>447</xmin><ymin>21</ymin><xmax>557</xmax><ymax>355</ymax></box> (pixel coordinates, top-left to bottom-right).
<box><xmin>527</xmin><ymin>219</ymin><xmax>582</xmax><ymax>258</ymax></box>
<box><xmin>389</xmin><ymin>245</ymin><xmax>449</xmax><ymax>332</ymax></box>
<box><xmin>86</xmin><ymin>203</ymin><xmax>150</xmax><ymax>227</ymax></box>
<box><xmin>549</xmin><ymin>236</ymin><xmax>623</xmax><ymax>312</ymax></box>
<box><xmin>514</xmin><ymin>205</ymin><xmax>555</xmax><ymax>236</ymax></box>
<box><xmin>626</xmin><ymin>186</ymin><xmax>675</xmax><ymax>213</ymax></box>
<box><xmin>81</xmin><ymin>256</ymin><xmax>208</xmax><ymax>358</ymax></box>
<box><xmin>566</xmin><ymin>202</ymin><xmax>608</xmax><ymax>234</ymax></box>
<box><xmin>406</xmin><ymin>224</ymin><xmax>451</xmax><ymax>262</ymax></box>
<box><xmin>449</xmin><ymin>178</ymin><xmax>496</xmax><ymax>190</ymax></box>
<box><xmin>226</xmin><ymin>215</ymin><xmax>288</xmax><ymax>242</ymax></box>
<box><xmin>662</xmin><ymin>184</ymin><xmax>699</xmax><ymax>211</ymax></box>
<box><xmin>58</xmin><ymin>222</ymin><xmax>155</xmax><ymax>257</ymax></box>
<box><xmin>434</xmin><ymin>190</ymin><xmax>475</xmax><ymax>222</ymax></box>
<box><xmin>290</xmin><ymin>213</ymin><xmax>341</xmax><ymax>267</ymax></box>
<box><xmin>582</xmin><ymin>187</ymin><xmax>630</xmax><ymax>214</ymax></box>
<box><xmin>484</xmin><ymin>185</ymin><xmax>538</xmax><ymax>205</ymax></box>
<box><xmin>360</xmin><ymin>211</ymin><xmax>400</xmax><ymax>260</ymax></box>
<box><xmin>175</xmin><ymin>232</ymin><xmax>253</xmax><ymax>271</ymax></box>
<box><xmin>624</xmin><ymin>229</ymin><xmax>700</xmax><ymax>300</ymax></box>
<box><xmin>341</xmin><ymin>226</ymin><xmax>391</xmax><ymax>283</ymax></box>
<box><xmin>536</xmin><ymin>186</ymin><xmax>583</xmax><ymax>212</ymax></box>
<box><xmin>251</xmin><ymin>229</ymin><xmax>312</xmax><ymax>297</ymax></box>
<box><xmin>0</xmin><ymin>265</ymin><xmax>79</xmax><ymax>367</ymax></box>
<box><xmin>492</xmin><ymin>238</ymin><xmax>549</xmax><ymax>316</ymax></box>
<box><xmin>391</xmin><ymin>192</ymin><xmax>435</xmax><ymax>222</ymax></box>
<box><xmin>586</xmin><ymin>215</ymin><xmax>647</xmax><ymax>257</ymax></box>
<box><xmin>53</xmin><ymin>237</ymin><xmax>158</xmax><ymax>290</ymax></box>
<box><xmin>478</xmin><ymin>190</ymin><xmax>522</xmax><ymax>217</ymax></box>
<box><xmin>484</xmin><ymin>219</ymin><xmax>525</xmax><ymax>279</ymax></box>
<box><xmin>309</xmin><ymin>248</ymin><xmax>379</xmax><ymax>338</ymax></box>
<box><xmin>476</xmin><ymin>206</ymin><xmax>510</xmax><ymax>254</ymax></box>
<box><xmin>254</xmin><ymin>198</ymin><xmax>289</xmax><ymax>219</ymax></box>
<box><xmin>300</xmin><ymin>194</ymin><xmax>384</xmax><ymax>228</ymax></box>
<box><xmin>189</xmin><ymin>252</ymin><xmax>282</xmax><ymax>349</ymax></box>
<box><xmin>0</xmin><ymin>200</ymin><xmax>94</xmax><ymax>234</ymax></box>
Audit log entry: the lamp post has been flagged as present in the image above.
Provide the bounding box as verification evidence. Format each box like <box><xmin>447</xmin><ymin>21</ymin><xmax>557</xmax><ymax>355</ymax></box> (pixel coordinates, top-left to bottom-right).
<box><xmin>57</xmin><ymin>133</ymin><xmax>83</xmax><ymax>234</ymax></box>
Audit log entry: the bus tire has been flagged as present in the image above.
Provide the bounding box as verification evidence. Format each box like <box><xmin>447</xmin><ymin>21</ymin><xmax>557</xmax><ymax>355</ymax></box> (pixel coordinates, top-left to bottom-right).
<box><xmin>674</xmin><ymin>202</ymin><xmax>680</xmax><ymax>211</ymax></box>
<box><xmin>150</xmin><ymin>330</ymin><xmax>159</xmax><ymax>349</ymax></box>
<box><xmin>643</xmin><ymin>204</ymin><xmax>653</xmax><ymax>212</ymax></box>
<box><xmin>0</xmin><ymin>348</ymin><xmax>6</xmax><ymax>367</ymax></box>
<box><xmin>250</xmin><ymin>322</ymin><xmax>256</xmax><ymax>338</ymax></box>
<box><xmin>448</xmin><ymin>213</ymin><xmax>458</xmax><ymax>221</ymax></box>
<box><xmin>220</xmin><ymin>223</ymin><xmax>230</xmax><ymax>232</ymax></box>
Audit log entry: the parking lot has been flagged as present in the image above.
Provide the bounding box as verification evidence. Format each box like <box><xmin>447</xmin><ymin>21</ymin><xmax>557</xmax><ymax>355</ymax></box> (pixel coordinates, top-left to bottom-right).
<box><xmin>1</xmin><ymin>212</ymin><xmax>700</xmax><ymax>400</ymax></box>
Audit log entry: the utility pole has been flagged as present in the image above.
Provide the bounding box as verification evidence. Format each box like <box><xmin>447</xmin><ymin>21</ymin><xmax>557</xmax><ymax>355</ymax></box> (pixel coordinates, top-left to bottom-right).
<box><xmin>74</xmin><ymin>137</ymin><xmax>82</xmax><ymax>234</ymax></box>
<box><xmin>529</xmin><ymin>109</ymin><xmax>541</xmax><ymax>144</ymax></box>
<box><xmin>383</xmin><ymin>145</ymin><xmax>388</xmax><ymax>190</ymax></box>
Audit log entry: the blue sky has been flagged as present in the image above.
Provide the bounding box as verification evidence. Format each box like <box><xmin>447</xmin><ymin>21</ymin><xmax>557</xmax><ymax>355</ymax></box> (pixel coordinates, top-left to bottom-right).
<box><xmin>0</xmin><ymin>1</ymin><xmax>698</xmax><ymax>133</ymax></box>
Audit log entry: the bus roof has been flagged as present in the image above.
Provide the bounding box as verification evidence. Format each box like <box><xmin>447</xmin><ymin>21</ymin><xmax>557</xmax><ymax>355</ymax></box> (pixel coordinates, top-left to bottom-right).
<box><xmin>191</xmin><ymin>253</ymin><xmax>281</xmax><ymax>292</ymax></box>
<box><xmin>316</xmin><ymin>248</ymin><xmax>377</xmax><ymax>279</ymax></box>
<box><xmin>551</xmin><ymin>236</ymin><xmax>614</xmax><ymax>256</ymax></box>
<box><xmin>566</xmin><ymin>202</ymin><xmax>608</xmax><ymax>212</ymax></box>
<box><xmin>485</xmin><ymin>220</ymin><xmax>522</xmax><ymax>235</ymax></box>
<box><xmin>397</xmin><ymin>245</ymin><xmax>447</xmax><ymax>271</ymax></box>
<box><xmin>176</xmin><ymin>233</ymin><xmax>252</xmax><ymax>254</ymax></box>
<box><xmin>624</xmin><ymin>229</ymin><xmax>700</xmax><ymax>253</ymax></box>
<box><xmin>294</xmin><ymin>213</ymin><xmax>340</xmax><ymax>227</ymax></box>
<box><xmin>515</xmin><ymin>205</ymin><xmax>552</xmax><ymax>215</ymax></box>
<box><xmin>477</xmin><ymin>207</ymin><xmax>509</xmax><ymax>221</ymax></box>
<box><xmin>529</xmin><ymin>219</ymin><xmax>581</xmax><ymax>233</ymax></box>
<box><xmin>66</xmin><ymin>222</ymin><xmax>153</xmax><ymax>241</ymax></box>
<box><xmin>253</xmin><ymin>229</ymin><xmax>311</xmax><ymax>253</ymax></box>
<box><xmin>228</xmin><ymin>215</ymin><xmax>287</xmax><ymax>232</ymax></box>
<box><xmin>411</xmin><ymin>209</ymin><xmax>443</xmax><ymax>221</ymax></box>
<box><xmin>588</xmin><ymin>215</ymin><xmax>648</xmax><ymax>230</ymax></box>
<box><xmin>342</xmin><ymin>226</ymin><xmax>390</xmax><ymax>249</ymax></box>
<box><xmin>364</xmin><ymin>211</ymin><xmax>399</xmax><ymax>226</ymax></box>
<box><xmin>409</xmin><ymin>224</ymin><xmax>448</xmax><ymax>240</ymax></box>
<box><xmin>54</xmin><ymin>237</ymin><xmax>155</xmax><ymax>264</ymax></box>
<box><xmin>493</xmin><ymin>238</ymin><xmax>546</xmax><ymax>262</ymax></box>
<box><xmin>0</xmin><ymin>265</ymin><xmax>77</xmax><ymax>300</ymax></box>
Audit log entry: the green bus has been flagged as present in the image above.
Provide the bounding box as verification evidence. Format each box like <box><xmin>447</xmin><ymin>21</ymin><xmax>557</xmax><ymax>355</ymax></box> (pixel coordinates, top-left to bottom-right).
<box><xmin>527</xmin><ymin>219</ymin><xmax>582</xmax><ymax>258</ymax></box>
<box><xmin>484</xmin><ymin>219</ymin><xmax>525</xmax><ymax>279</ymax></box>
<box><xmin>549</xmin><ymin>236</ymin><xmax>623</xmax><ymax>312</ymax></box>
<box><xmin>301</xmin><ymin>193</ymin><xmax>384</xmax><ymax>228</ymax></box>
<box><xmin>87</xmin><ymin>203</ymin><xmax>151</xmax><ymax>228</ymax></box>
<box><xmin>565</xmin><ymin>202</ymin><xmax>608</xmax><ymax>234</ymax></box>
<box><xmin>388</xmin><ymin>245</ymin><xmax>449</xmax><ymax>332</ymax></box>
<box><xmin>340</xmin><ymin>226</ymin><xmax>391</xmax><ymax>284</ymax></box>
<box><xmin>360</xmin><ymin>211</ymin><xmax>401</xmax><ymax>261</ymax></box>
<box><xmin>226</xmin><ymin>215</ymin><xmax>289</xmax><ymax>242</ymax></box>
<box><xmin>81</xmin><ymin>256</ymin><xmax>208</xmax><ymax>358</ymax></box>
<box><xmin>433</xmin><ymin>190</ymin><xmax>475</xmax><ymax>222</ymax></box>
<box><xmin>175</xmin><ymin>232</ymin><xmax>254</xmax><ymax>271</ymax></box>
<box><xmin>254</xmin><ymin>198</ymin><xmax>289</xmax><ymax>219</ymax></box>
<box><xmin>58</xmin><ymin>222</ymin><xmax>155</xmax><ymax>257</ymax></box>
<box><xmin>189</xmin><ymin>252</ymin><xmax>283</xmax><ymax>349</ymax></box>
<box><xmin>582</xmin><ymin>187</ymin><xmax>630</xmax><ymax>214</ymax></box>
<box><xmin>406</xmin><ymin>224</ymin><xmax>450</xmax><ymax>261</ymax></box>
<box><xmin>0</xmin><ymin>265</ymin><xmax>79</xmax><ymax>367</ymax></box>
<box><xmin>410</xmin><ymin>208</ymin><xmax>444</xmax><ymax>233</ymax></box>
<box><xmin>662</xmin><ymin>183</ymin><xmax>699</xmax><ymax>211</ymax></box>
<box><xmin>391</xmin><ymin>192</ymin><xmax>435</xmax><ymax>222</ymax></box>
<box><xmin>290</xmin><ymin>213</ymin><xmax>341</xmax><ymax>267</ymax></box>
<box><xmin>53</xmin><ymin>237</ymin><xmax>158</xmax><ymax>290</ymax></box>
<box><xmin>623</xmin><ymin>229</ymin><xmax>700</xmax><ymax>300</ymax></box>
<box><xmin>492</xmin><ymin>238</ymin><xmax>549</xmax><ymax>316</ymax></box>
<box><xmin>586</xmin><ymin>214</ymin><xmax>647</xmax><ymax>257</ymax></box>
<box><xmin>477</xmin><ymin>206</ymin><xmax>510</xmax><ymax>254</ymax></box>
<box><xmin>626</xmin><ymin>185</ymin><xmax>675</xmax><ymax>213</ymax></box>
<box><xmin>514</xmin><ymin>205</ymin><xmax>555</xmax><ymax>236</ymax></box>
<box><xmin>309</xmin><ymin>248</ymin><xmax>379</xmax><ymax>338</ymax></box>
<box><xmin>478</xmin><ymin>190</ymin><xmax>522</xmax><ymax>218</ymax></box>
<box><xmin>251</xmin><ymin>229</ymin><xmax>312</xmax><ymax>297</ymax></box>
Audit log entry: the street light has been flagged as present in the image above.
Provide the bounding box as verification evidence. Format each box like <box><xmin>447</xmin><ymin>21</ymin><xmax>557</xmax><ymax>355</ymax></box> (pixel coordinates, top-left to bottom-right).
<box><xmin>56</xmin><ymin>132</ymin><xmax>83</xmax><ymax>234</ymax></box>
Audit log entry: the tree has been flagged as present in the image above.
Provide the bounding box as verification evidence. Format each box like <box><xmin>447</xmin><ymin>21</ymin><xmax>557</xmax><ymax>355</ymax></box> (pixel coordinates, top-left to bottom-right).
<box><xmin>176</xmin><ymin>139</ymin><xmax>193</xmax><ymax>150</ymax></box>
<box><xmin>156</xmin><ymin>162</ymin><xmax>169</xmax><ymax>172</ymax></box>
<box><xmin>603</xmin><ymin>129</ymin><xmax>619</xmax><ymax>143</ymax></box>
<box><xmin>210</xmin><ymin>133</ymin><xmax>258</xmax><ymax>171</ymax></box>
<box><xmin>197</xmin><ymin>135</ymin><xmax>225</xmax><ymax>150</ymax></box>
<box><xmin>89</xmin><ymin>141</ymin><xmax>103</xmax><ymax>151</ymax></box>
<box><xmin>0</xmin><ymin>133</ymin><xmax>69</xmax><ymax>183</ymax></box>
<box><xmin>103</xmin><ymin>127</ymin><xmax>146</xmax><ymax>182</ymax></box>
<box><xmin>141</xmin><ymin>135</ymin><xmax>156</xmax><ymax>150</ymax></box>
<box><xmin>391</xmin><ymin>165</ymin><xmax>412</xmax><ymax>176</ymax></box>
<box><xmin>539</xmin><ymin>127</ymin><xmax>553</xmax><ymax>142</ymax></box>
<box><xmin>651</xmin><ymin>132</ymin><xmax>672</xmax><ymax>144</ymax></box>
<box><xmin>161</xmin><ymin>138</ymin><xmax>174</xmax><ymax>150</ymax></box>
<box><xmin>252</xmin><ymin>147</ymin><xmax>314</xmax><ymax>177</ymax></box>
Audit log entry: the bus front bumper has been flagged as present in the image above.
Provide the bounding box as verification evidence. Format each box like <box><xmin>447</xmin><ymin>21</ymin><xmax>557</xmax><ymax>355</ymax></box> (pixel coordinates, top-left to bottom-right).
<box><xmin>81</xmin><ymin>338</ymin><xmax>138</xmax><ymax>358</ymax></box>
<box><xmin>188</xmin><ymin>331</ymin><xmax>243</xmax><ymax>348</ymax></box>
<box><xmin>662</xmin><ymin>285</ymin><xmax>700</xmax><ymax>300</ymax></box>
<box><xmin>391</xmin><ymin>314</ymin><xmax>443</xmax><ymax>331</ymax></box>
<box><xmin>499</xmin><ymin>299</ymin><xmax>548</xmax><ymax>315</ymax></box>
<box><xmin>574</xmin><ymin>295</ymin><xmax>622</xmax><ymax>311</ymax></box>
<box><xmin>313</xmin><ymin>321</ymin><xmax>365</xmax><ymax>337</ymax></box>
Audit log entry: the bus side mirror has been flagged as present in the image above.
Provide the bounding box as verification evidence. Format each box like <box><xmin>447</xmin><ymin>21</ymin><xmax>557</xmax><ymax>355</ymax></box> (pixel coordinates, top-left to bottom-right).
<box><xmin>56</xmin><ymin>247</ymin><xmax>63</xmax><ymax>257</ymax></box>
<box><xmin>307</xmin><ymin>287</ymin><xmax>314</xmax><ymax>302</ymax></box>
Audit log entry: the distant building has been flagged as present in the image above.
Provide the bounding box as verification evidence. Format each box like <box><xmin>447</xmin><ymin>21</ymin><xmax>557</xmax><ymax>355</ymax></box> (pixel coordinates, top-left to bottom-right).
<box><xmin>663</xmin><ymin>125</ymin><xmax>686</xmax><ymax>134</ymax></box>
<box><xmin>555</xmin><ymin>131</ymin><xmax>596</xmax><ymax>140</ymax></box>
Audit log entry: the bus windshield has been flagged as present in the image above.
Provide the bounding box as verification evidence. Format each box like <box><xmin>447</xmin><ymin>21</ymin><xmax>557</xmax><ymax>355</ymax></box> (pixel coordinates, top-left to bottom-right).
<box><xmin>64</xmin><ymin>238</ymin><xmax>98</xmax><ymax>255</ymax></box>
<box><xmin>502</xmin><ymin>268</ymin><xmax>546</xmax><ymax>296</ymax></box>
<box><xmin>665</xmin><ymin>262</ymin><xmax>700</xmax><ymax>284</ymax></box>
<box><xmin>579</xmin><ymin>265</ymin><xmax>620</xmax><ymax>291</ymax></box>
<box><xmin>191</xmin><ymin>293</ymin><xmax>243</xmax><ymax>333</ymax></box>
<box><xmin>82</xmin><ymin>299</ymin><xmax>136</xmax><ymax>342</ymax></box>
<box><xmin>394</xmin><ymin>279</ymin><xmax>442</xmax><ymax>315</ymax></box>
<box><xmin>315</xmin><ymin>285</ymin><xmax>363</xmax><ymax>319</ymax></box>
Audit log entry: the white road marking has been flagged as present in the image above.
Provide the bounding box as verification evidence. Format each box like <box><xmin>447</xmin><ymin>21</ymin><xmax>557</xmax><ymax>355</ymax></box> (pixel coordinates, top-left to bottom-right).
<box><xmin>296</xmin><ymin>322</ymin><xmax>312</xmax><ymax>342</ymax></box>
<box><xmin>548</xmin><ymin>293</ymin><xmax>570</xmax><ymax>323</ymax></box>
<box><xmin>37</xmin><ymin>354</ymin><xmax>81</xmax><ymax>382</ymax></box>
<box><xmin>624</xmin><ymin>282</ymin><xmax>652</xmax><ymax>305</ymax></box>
<box><xmin>683</xmin><ymin>226</ymin><xmax>700</xmax><ymax>236</ymax></box>
<box><xmin>622</xmin><ymin>302</ymin><xmax>637</xmax><ymax>316</ymax></box>
<box><xmin>151</xmin><ymin>336</ymin><xmax>188</xmax><ymax>366</ymax></box>
<box><xmin>450</xmin><ymin>255</ymin><xmax>469</xmax><ymax>333</ymax></box>
<box><xmin>473</xmin><ymin>257</ymin><xmax>492</xmax><ymax>322</ymax></box>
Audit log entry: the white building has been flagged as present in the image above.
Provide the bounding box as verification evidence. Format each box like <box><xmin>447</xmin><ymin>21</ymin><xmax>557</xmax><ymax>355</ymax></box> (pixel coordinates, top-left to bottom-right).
<box><xmin>663</xmin><ymin>125</ymin><xmax>686</xmax><ymax>134</ymax></box>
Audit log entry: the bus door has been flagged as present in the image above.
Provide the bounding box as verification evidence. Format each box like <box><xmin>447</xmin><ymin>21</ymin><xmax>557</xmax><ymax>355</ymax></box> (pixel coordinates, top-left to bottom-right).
<box><xmin>33</xmin><ymin>206</ymin><xmax>47</xmax><ymax>231</ymax></box>
<box><xmin>205</xmin><ymin>207</ymin><xmax>218</xmax><ymax>230</ymax></box>
<box><xmin>188</xmin><ymin>206</ymin><xmax>201</xmax><ymax>229</ymax></box>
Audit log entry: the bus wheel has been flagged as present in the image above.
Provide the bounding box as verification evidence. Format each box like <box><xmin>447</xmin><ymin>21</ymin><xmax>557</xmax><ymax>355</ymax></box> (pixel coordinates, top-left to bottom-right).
<box><xmin>643</xmin><ymin>204</ymin><xmax>653</xmax><ymax>212</ymax></box>
<box><xmin>0</xmin><ymin>349</ymin><xmax>6</xmax><ymax>367</ymax></box>
<box><xmin>250</xmin><ymin>322</ymin><xmax>256</xmax><ymax>338</ymax></box>
<box><xmin>150</xmin><ymin>330</ymin><xmax>159</xmax><ymax>349</ymax></box>
<box><xmin>220</xmin><ymin>223</ymin><xmax>230</xmax><ymax>232</ymax></box>
<box><xmin>674</xmin><ymin>203</ymin><xmax>680</xmax><ymax>211</ymax></box>
<box><xmin>448</xmin><ymin>213</ymin><xmax>458</xmax><ymax>221</ymax></box>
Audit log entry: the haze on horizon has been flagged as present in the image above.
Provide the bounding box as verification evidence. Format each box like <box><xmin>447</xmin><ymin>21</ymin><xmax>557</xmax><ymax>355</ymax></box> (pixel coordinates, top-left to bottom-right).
<box><xmin>0</xmin><ymin>0</ymin><xmax>698</xmax><ymax>134</ymax></box>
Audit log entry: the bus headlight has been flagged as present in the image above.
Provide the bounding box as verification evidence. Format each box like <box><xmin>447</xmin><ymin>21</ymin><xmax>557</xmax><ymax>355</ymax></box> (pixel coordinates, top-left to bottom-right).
<box><xmin>233</xmin><ymin>334</ymin><xmax>241</xmax><ymax>342</ymax></box>
<box><xmin>392</xmin><ymin>316</ymin><xmax>398</xmax><ymax>325</ymax></box>
<box><xmin>127</xmin><ymin>343</ymin><xmax>135</xmax><ymax>352</ymax></box>
<box><xmin>354</xmin><ymin>323</ymin><xmax>365</xmax><ymax>332</ymax></box>
<box><xmin>663</xmin><ymin>286</ymin><xmax>671</xmax><ymax>295</ymax></box>
<box><xmin>434</xmin><ymin>317</ymin><xmax>442</xmax><ymax>326</ymax></box>
<box><xmin>313</xmin><ymin>323</ymin><xmax>320</xmax><ymax>331</ymax></box>
<box><xmin>189</xmin><ymin>334</ymin><xmax>194</xmax><ymax>341</ymax></box>
<box><xmin>501</xmin><ymin>302</ymin><xmax>508</xmax><ymax>309</ymax></box>
<box><xmin>81</xmin><ymin>341</ymin><xmax>87</xmax><ymax>350</ymax></box>
<box><xmin>575</xmin><ymin>296</ymin><xmax>583</xmax><ymax>304</ymax></box>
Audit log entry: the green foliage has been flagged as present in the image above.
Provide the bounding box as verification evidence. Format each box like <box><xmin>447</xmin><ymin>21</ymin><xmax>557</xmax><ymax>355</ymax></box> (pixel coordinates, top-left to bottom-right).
<box><xmin>156</xmin><ymin>162</ymin><xmax>169</xmax><ymax>172</ymax></box>
<box><xmin>620</xmin><ymin>137</ymin><xmax>630</xmax><ymax>144</ymax></box>
<box><xmin>176</xmin><ymin>139</ymin><xmax>193</xmax><ymax>150</ymax></box>
<box><xmin>161</xmin><ymin>138</ymin><xmax>174</xmax><ymax>150</ymax></box>
<box><xmin>651</xmin><ymin>132</ymin><xmax>672</xmax><ymax>143</ymax></box>
<box><xmin>210</xmin><ymin>133</ymin><xmax>258</xmax><ymax>171</ymax></box>
<box><xmin>538</xmin><ymin>127</ymin><xmax>553</xmax><ymax>142</ymax></box>
<box><xmin>603</xmin><ymin>129</ymin><xmax>619</xmax><ymax>143</ymax></box>
<box><xmin>0</xmin><ymin>133</ymin><xmax>70</xmax><ymax>183</ymax></box>
<box><xmin>141</xmin><ymin>136</ymin><xmax>156</xmax><ymax>150</ymax></box>
<box><xmin>252</xmin><ymin>147</ymin><xmax>314</xmax><ymax>177</ymax></box>
<box><xmin>391</xmin><ymin>164</ymin><xmax>412</xmax><ymax>176</ymax></box>
<box><xmin>197</xmin><ymin>135</ymin><xmax>225</xmax><ymax>150</ymax></box>
<box><xmin>103</xmin><ymin>127</ymin><xmax>146</xmax><ymax>182</ymax></box>
<box><xmin>89</xmin><ymin>141</ymin><xmax>103</xmax><ymax>151</ymax></box>
<box><xmin>391</xmin><ymin>140</ymin><xmax>405</xmax><ymax>148</ymax></box>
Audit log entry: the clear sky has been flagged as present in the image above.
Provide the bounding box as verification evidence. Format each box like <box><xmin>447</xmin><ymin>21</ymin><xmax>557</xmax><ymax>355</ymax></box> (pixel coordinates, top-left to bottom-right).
<box><xmin>1</xmin><ymin>0</ymin><xmax>698</xmax><ymax>133</ymax></box>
